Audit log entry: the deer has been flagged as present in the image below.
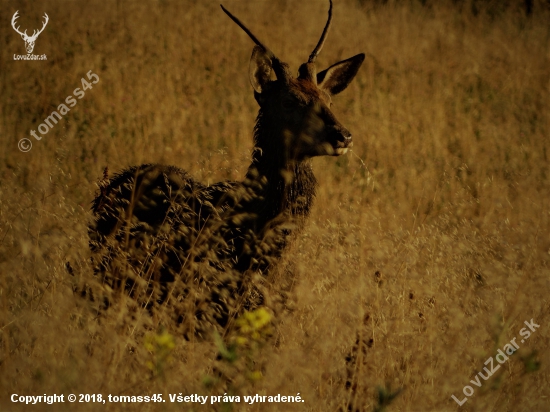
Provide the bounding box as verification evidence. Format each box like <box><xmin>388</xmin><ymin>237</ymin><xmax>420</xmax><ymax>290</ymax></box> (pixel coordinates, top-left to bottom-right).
<box><xmin>11</xmin><ymin>11</ymin><xmax>49</xmax><ymax>54</ymax></box>
<box><xmin>86</xmin><ymin>0</ymin><xmax>364</xmax><ymax>339</ymax></box>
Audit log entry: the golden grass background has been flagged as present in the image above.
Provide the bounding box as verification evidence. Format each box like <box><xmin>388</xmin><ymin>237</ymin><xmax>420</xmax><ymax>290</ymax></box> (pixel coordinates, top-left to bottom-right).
<box><xmin>1</xmin><ymin>0</ymin><xmax>549</xmax><ymax>410</ymax></box>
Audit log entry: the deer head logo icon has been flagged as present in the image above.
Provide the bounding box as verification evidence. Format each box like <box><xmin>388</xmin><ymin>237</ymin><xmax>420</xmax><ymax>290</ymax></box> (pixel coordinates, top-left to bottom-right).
<box><xmin>11</xmin><ymin>11</ymin><xmax>49</xmax><ymax>54</ymax></box>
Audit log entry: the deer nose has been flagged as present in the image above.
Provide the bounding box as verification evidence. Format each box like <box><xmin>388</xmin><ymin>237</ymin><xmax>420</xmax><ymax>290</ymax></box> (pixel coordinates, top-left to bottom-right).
<box><xmin>338</xmin><ymin>128</ymin><xmax>352</xmax><ymax>145</ymax></box>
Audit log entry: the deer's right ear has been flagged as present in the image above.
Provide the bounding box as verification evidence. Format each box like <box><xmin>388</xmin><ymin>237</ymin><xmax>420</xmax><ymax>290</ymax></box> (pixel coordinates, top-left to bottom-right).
<box><xmin>317</xmin><ymin>53</ymin><xmax>365</xmax><ymax>96</ymax></box>
<box><xmin>249</xmin><ymin>45</ymin><xmax>272</xmax><ymax>94</ymax></box>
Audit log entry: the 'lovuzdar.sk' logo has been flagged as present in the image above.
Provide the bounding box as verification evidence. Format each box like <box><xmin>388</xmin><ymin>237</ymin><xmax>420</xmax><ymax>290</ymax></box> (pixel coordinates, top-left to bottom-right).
<box><xmin>11</xmin><ymin>11</ymin><xmax>49</xmax><ymax>60</ymax></box>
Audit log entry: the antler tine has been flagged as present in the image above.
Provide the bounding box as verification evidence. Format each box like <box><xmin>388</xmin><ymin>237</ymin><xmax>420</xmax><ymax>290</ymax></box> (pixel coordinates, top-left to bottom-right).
<box><xmin>220</xmin><ymin>4</ymin><xmax>275</xmax><ymax>60</ymax></box>
<box><xmin>308</xmin><ymin>0</ymin><xmax>333</xmax><ymax>63</ymax></box>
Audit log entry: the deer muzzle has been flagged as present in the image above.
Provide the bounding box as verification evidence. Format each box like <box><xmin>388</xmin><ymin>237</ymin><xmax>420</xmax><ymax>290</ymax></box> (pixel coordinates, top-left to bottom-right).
<box><xmin>330</xmin><ymin>127</ymin><xmax>353</xmax><ymax>156</ymax></box>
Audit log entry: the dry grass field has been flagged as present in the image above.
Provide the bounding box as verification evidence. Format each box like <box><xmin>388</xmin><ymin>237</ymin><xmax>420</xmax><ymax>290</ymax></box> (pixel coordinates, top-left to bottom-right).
<box><xmin>1</xmin><ymin>0</ymin><xmax>549</xmax><ymax>411</ymax></box>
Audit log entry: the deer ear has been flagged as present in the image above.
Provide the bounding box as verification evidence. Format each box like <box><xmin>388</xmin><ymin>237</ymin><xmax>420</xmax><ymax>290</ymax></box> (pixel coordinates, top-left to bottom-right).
<box><xmin>317</xmin><ymin>53</ymin><xmax>365</xmax><ymax>96</ymax></box>
<box><xmin>249</xmin><ymin>45</ymin><xmax>273</xmax><ymax>93</ymax></box>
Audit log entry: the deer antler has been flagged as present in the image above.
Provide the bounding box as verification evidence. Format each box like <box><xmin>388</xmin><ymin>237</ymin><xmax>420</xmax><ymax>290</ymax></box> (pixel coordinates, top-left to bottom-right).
<box><xmin>220</xmin><ymin>4</ymin><xmax>275</xmax><ymax>60</ymax></box>
<box><xmin>30</xmin><ymin>13</ymin><xmax>49</xmax><ymax>40</ymax></box>
<box><xmin>220</xmin><ymin>4</ymin><xmax>291</xmax><ymax>82</ymax></box>
<box><xmin>11</xmin><ymin>11</ymin><xmax>27</xmax><ymax>37</ymax></box>
<box><xmin>11</xmin><ymin>11</ymin><xmax>49</xmax><ymax>40</ymax></box>
<box><xmin>308</xmin><ymin>0</ymin><xmax>333</xmax><ymax>63</ymax></box>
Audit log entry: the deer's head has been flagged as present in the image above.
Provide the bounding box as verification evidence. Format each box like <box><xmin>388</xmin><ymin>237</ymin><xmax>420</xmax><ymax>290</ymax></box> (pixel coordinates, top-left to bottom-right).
<box><xmin>11</xmin><ymin>11</ymin><xmax>49</xmax><ymax>54</ymax></box>
<box><xmin>222</xmin><ymin>1</ymin><xmax>364</xmax><ymax>161</ymax></box>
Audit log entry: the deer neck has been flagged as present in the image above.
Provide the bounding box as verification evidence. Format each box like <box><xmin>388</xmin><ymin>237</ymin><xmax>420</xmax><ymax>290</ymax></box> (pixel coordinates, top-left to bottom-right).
<box><xmin>245</xmin><ymin>112</ymin><xmax>317</xmax><ymax>226</ymax></box>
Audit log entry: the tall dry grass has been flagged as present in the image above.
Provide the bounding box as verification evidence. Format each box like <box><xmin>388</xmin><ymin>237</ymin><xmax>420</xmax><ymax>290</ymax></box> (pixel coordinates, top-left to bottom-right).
<box><xmin>1</xmin><ymin>0</ymin><xmax>549</xmax><ymax>411</ymax></box>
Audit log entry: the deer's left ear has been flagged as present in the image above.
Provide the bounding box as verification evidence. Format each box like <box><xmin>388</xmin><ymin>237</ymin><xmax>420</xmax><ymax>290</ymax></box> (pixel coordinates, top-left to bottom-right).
<box><xmin>317</xmin><ymin>53</ymin><xmax>365</xmax><ymax>96</ymax></box>
<box><xmin>249</xmin><ymin>45</ymin><xmax>273</xmax><ymax>94</ymax></box>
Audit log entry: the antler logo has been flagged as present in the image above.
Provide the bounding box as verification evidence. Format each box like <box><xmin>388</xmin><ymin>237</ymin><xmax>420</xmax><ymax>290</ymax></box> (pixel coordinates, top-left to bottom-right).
<box><xmin>11</xmin><ymin>11</ymin><xmax>49</xmax><ymax>54</ymax></box>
